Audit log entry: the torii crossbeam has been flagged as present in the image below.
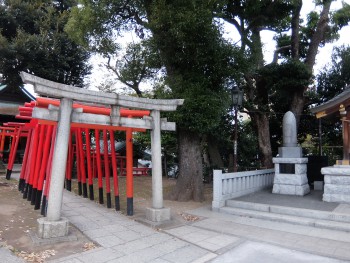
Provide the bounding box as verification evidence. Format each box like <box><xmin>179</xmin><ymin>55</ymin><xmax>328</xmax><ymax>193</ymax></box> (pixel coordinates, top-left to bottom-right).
<box><xmin>20</xmin><ymin>72</ymin><xmax>184</xmax><ymax>238</ymax></box>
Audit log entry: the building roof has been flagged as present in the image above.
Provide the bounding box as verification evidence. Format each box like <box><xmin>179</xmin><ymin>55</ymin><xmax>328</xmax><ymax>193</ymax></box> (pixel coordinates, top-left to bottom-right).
<box><xmin>0</xmin><ymin>83</ymin><xmax>35</xmax><ymax>103</ymax></box>
<box><xmin>310</xmin><ymin>85</ymin><xmax>350</xmax><ymax>118</ymax></box>
<box><xmin>0</xmin><ymin>83</ymin><xmax>35</xmax><ymax>123</ymax></box>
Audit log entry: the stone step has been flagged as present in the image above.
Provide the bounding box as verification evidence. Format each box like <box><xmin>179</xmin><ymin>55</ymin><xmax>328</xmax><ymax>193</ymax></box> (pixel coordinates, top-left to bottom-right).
<box><xmin>219</xmin><ymin>206</ymin><xmax>350</xmax><ymax>233</ymax></box>
<box><xmin>226</xmin><ymin>200</ymin><xmax>350</xmax><ymax>223</ymax></box>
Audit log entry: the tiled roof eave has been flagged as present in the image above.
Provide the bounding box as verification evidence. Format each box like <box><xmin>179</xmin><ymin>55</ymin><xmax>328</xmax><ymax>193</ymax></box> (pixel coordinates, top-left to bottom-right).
<box><xmin>310</xmin><ymin>85</ymin><xmax>350</xmax><ymax>115</ymax></box>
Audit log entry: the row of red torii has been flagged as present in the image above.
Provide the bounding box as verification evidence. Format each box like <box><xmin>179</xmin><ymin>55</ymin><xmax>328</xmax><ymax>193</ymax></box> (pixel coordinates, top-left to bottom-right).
<box><xmin>2</xmin><ymin>99</ymin><xmax>151</xmax><ymax>214</ymax></box>
<box><xmin>19</xmin><ymin>72</ymin><xmax>184</xmax><ymax>239</ymax></box>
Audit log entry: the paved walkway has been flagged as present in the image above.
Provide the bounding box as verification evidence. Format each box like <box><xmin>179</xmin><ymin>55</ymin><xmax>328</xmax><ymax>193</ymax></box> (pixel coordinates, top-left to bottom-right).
<box><xmin>45</xmin><ymin>190</ymin><xmax>350</xmax><ymax>262</ymax></box>
<box><xmin>3</xmin><ymin>166</ymin><xmax>350</xmax><ymax>262</ymax></box>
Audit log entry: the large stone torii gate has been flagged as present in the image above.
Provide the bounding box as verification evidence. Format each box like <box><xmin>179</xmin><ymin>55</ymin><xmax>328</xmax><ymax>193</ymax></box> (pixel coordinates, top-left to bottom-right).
<box><xmin>20</xmin><ymin>72</ymin><xmax>184</xmax><ymax>238</ymax></box>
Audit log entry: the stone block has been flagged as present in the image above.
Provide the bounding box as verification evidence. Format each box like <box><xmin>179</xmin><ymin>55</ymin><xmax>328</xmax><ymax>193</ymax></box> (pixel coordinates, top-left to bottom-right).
<box><xmin>274</xmin><ymin>163</ymin><xmax>280</xmax><ymax>173</ymax></box>
<box><xmin>295</xmin><ymin>164</ymin><xmax>307</xmax><ymax>175</ymax></box>
<box><xmin>272</xmin><ymin>183</ymin><xmax>309</xmax><ymax>196</ymax></box>
<box><xmin>324</xmin><ymin>175</ymin><xmax>350</xmax><ymax>185</ymax></box>
<box><xmin>323</xmin><ymin>193</ymin><xmax>350</xmax><ymax>203</ymax></box>
<box><xmin>324</xmin><ymin>175</ymin><xmax>331</xmax><ymax>184</ymax></box>
<box><xmin>278</xmin><ymin>147</ymin><xmax>302</xmax><ymax>158</ymax></box>
<box><xmin>37</xmin><ymin>217</ymin><xmax>69</xmax><ymax>239</ymax></box>
<box><xmin>314</xmin><ymin>181</ymin><xmax>324</xmax><ymax>190</ymax></box>
<box><xmin>272</xmin><ymin>184</ymin><xmax>296</xmax><ymax>195</ymax></box>
<box><xmin>324</xmin><ymin>184</ymin><xmax>350</xmax><ymax>195</ymax></box>
<box><xmin>273</xmin><ymin>173</ymin><xmax>308</xmax><ymax>186</ymax></box>
<box><xmin>146</xmin><ymin>207</ymin><xmax>171</xmax><ymax>222</ymax></box>
<box><xmin>322</xmin><ymin>166</ymin><xmax>350</xmax><ymax>176</ymax></box>
<box><xmin>295</xmin><ymin>184</ymin><xmax>310</xmax><ymax>195</ymax></box>
<box><xmin>273</xmin><ymin>157</ymin><xmax>308</xmax><ymax>164</ymax></box>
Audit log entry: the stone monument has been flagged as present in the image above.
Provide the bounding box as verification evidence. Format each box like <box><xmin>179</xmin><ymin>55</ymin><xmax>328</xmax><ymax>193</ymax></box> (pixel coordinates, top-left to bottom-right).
<box><xmin>272</xmin><ymin>111</ymin><xmax>310</xmax><ymax>196</ymax></box>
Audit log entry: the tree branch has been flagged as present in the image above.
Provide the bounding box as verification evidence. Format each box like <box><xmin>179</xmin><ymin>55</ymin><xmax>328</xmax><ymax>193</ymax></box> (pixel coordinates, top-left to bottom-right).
<box><xmin>305</xmin><ymin>1</ymin><xmax>332</xmax><ymax>70</ymax></box>
<box><xmin>271</xmin><ymin>45</ymin><xmax>291</xmax><ymax>64</ymax></box>
<box><xmin>291</xmin><ymin>0</ymin><xmax>302</xmax><ymax>59</ymax></box>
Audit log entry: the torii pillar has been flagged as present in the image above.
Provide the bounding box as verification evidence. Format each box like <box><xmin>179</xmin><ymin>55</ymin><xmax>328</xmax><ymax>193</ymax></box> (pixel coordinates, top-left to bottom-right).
<box><xmin>37</xmin><ymin>98</ymin><xmax>72</xmax><ymax>238</ymax></box>
<box><xmin>146</xmin><ymin>110</ymin><xmax>170</xmax><ymax>222</ymax></box>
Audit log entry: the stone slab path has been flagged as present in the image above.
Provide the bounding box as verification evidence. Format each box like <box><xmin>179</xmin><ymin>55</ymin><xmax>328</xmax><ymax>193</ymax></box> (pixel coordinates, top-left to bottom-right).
<box><xmin>44</xmin><ymin>190</ymin><xmax>350</xmax><ymax>263</ymax></box>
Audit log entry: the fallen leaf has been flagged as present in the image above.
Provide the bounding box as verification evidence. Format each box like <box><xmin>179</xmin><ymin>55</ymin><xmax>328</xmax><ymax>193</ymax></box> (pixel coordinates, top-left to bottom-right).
<box><xmin>179</xmin><ymin>213</ymin><xmax>199</xmax><ymax>222</ymax></box>
<box><xmin>83</xmin><ymin>242</ymin><xmax>96</xmax><ymax>251</ymax></box>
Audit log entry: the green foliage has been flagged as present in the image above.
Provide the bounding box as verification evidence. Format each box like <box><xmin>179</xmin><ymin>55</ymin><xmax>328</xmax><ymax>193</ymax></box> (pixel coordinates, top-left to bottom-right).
<box><xmin>237</xmin><ymin>120</ymin><xmax>261</xmax><ymax>170</ymax></box>
<box><xmin>304</xmin><ymin>45</ymin><xmax>350</xmax><ymax>160</ymax></box>
<box><xmin>148</xmin><ymin>0</ymin><xmax>238</xmax><ymax>133</ymax></box>
<box><xmin>0</xmin><ymin>0</ymin><xmax>91</xmax><ymax>87</ymax></box>
<box><xmin>316</xmin><ymin>45</ymin><xmax>350</xmax><ymax>104</ymax></box>
<box><xmin>112</xmin><ymin>40</ymin><xmax>162</xmax><ymax>95</ymax></box>
<box><xmin>66</xmin><ymin>3</ymin><xmax>118</xmax><ymax>54</ymax></box>
<box><xmin>332</xmin><ymin>2</ymin><xmax>350</xmax><ymax>30</ymax></box>
<box><xmin>65</xmin><ymin>0</ymin><xmax>146</xmax><ymax>54</ymax></box>
<box><xmin>259</xmin><ymin>60</ymin><xmax>312</xmax><ymax>94</ymax></box>
<box><xmin>219</xmin><ymin>0</ymin><xmax>293</xmax><ymax>31</ymax></box>
<box><xmin>67</xmin><ymin>0</ymin><xmax>237</xmax><ymax>134</ymax></box>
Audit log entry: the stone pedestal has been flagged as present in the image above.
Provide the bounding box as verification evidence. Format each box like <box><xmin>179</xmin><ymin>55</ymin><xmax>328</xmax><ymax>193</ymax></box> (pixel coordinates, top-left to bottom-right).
<box><xmin>272</xmin><ymin>158</ymin><xmax>310</xmax><ymax>196</ymax></box>
<box><xmin>322</xmin><ymin>165</ymin><xmax>350</xmax><ymax>203</ymax></box>
<box><xmin>37</xmin><ymin>217</ymin><xmax>69</xmax><ymax>239</ymax></box>
<box><xmin>146</xmin><ymin>207</ymin><xmax>170</xmax><ymax>222</ymax></box>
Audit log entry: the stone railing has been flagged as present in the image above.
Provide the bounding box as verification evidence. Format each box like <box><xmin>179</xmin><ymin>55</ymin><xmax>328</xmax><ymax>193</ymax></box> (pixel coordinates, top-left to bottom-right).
<box><xmin>212</xmin><ymin>169</ymin><xmax>275</xmax><ymax>210</ymax></box>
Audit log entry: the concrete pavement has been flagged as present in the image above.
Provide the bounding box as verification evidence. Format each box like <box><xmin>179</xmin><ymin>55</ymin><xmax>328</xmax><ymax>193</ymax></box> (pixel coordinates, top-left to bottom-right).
<box><xmin>3</xmin><ymin>166</ymin><xmax>350</xmax><ymax>262</ymax></box>
<box><xmin>46</xmin><ymin>190</ymin><xmax>350</xmax><ymax>262</ymax></box>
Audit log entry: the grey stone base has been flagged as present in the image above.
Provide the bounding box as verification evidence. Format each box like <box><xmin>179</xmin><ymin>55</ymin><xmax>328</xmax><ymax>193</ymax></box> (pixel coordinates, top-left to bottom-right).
<box><xmin>37</xmin><ymin>217</ymin><xmax>69</xmax><ymax>239</ymax></box>
<box><xmin>273</xmin><ymin>173</ymin><xmax>308</xmax><ymax>185</ymax></box>
<box><xmin>323</xmin><ymin>182</ymin><xmax>350</xmax><ymax>202</ymax></box>
<box><xmin>324</xmin><ymin>174</ymin><xmax>350</xmax><ymax>184</ymax></box>
<box><xmin>146</xmin><ymin>207</ymin><xmax>171</xmax><ymax>222</ymax></box>
<box><xmin>322</xmin><ymin>169</ymin><xmax>350</xmax><ymax>203</ymax></box>
<box><xmin>278</xmin><ymin>147</ymin><xmax>302</xmax><ymax>158</ymax></box>
<box><xmin>323</xmin><ymin>193</ymin><xmax>350</xmax><ymax>203</ymax></box>
<box><xmin>29</xmin><ymin>229</ymin><xmax>77</xmax><ymax>245</ymax></box>
<box><xmin>272</xmin><ymin>183</ymin><xmax>310</xmax><ymax>196</ymax></box>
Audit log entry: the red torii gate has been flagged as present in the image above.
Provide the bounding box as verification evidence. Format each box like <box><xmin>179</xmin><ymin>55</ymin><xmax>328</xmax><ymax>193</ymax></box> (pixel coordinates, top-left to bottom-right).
<box><xmin>9</xmin><ymin>97</ymin><xmax>152</xmax><ymax>213</ymax></box>
<box><xmin>19</xmin><ymin>72</ymin><xmax>183</xmax><ymax>239</ymax></box>
<box><xmin>1</xmin><ymin>122</ymin><xmax>29</xmax><ymax>177</ymax></box>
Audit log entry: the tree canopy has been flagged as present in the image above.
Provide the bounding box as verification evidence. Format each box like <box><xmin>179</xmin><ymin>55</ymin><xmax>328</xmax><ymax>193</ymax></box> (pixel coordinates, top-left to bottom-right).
<box><xmin>65</xmin><ymin>0</ymin><xmax>350</xmax><ymax>200</ymax></box>
<box><xmin>0</xmin><ymin>0</ymin><xmax>91</xmax><ymax>88</ymax></box>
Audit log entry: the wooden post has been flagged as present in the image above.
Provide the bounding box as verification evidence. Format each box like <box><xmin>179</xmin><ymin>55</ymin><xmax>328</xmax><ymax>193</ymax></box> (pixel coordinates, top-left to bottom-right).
<box><xmin>103</xmin><ymin>129</ymin><xmax>112</xmax><ymax>208</ymax></box>
<box><xmin>95</xmin><ymin>129</ymin><xmax>104</xmax><ymax>204</ymax></box>
<box><xmin>85</xmin><ymin>128</ymin><xmax>94</xmax><ymax>200</ymax></box>
<box><xmin>19</xmin><ymin>129</ymin><xmax>32</xmax><ymax>191</ymax></box>
<box><xmin>31</xmin><ymin>125</ymin><xmax>46</xmax><ymax>205</ymax></box>
<box><xmin>126</xmin><ymin>127</ymin><xmax>133</xmax><ymax>216</ymax></box>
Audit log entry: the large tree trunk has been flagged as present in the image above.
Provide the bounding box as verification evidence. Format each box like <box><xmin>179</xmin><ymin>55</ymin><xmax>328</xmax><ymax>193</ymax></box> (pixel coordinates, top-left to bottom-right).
<box><xmin>305</xmin><ymin>1</ymin><xmax>332</xmax><ymax>70</ymax></box>
<box><xmin>291</xmin><ymin>0</ymin><xmax>302</xmax><ymax>59</ymax></box>
<box><xmin>290</xmin><ymin>89</ymin><xmax>305</xmax><ymax>129</ymax></box>
<box><xmin>251</xmin><ymin>113</ymin><xmax>273</xmax><ymax>169</ymax></box>
<box><xmin>291</xmin><ymin>1</ymin><xmax>331</xmax><ymax>127</ymax></box>
<box><xmin>168</xmin><ymin>128</ymin><xmax>204</xmax><ymax>202</ymax></box>
<box><xmin>144</xmin><ymin>2</ymin><xmax>205</xmax><ymax>202</ymax></box>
